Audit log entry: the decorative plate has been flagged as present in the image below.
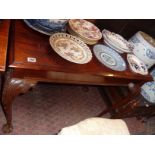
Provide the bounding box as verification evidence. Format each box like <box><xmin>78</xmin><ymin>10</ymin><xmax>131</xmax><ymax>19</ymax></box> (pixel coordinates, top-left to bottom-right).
<box><xmin>49</xmin><ymin>33</ymin><xmax>92</xmax><ymax>64</ymax></box>
<box><xmin>129</xmin><ymin>31</ymin><xmax>155</xmax><ymax>69</ymax></box>
<box><xmin>93</xmin><ymin>44</ymin><xmax>126</xmax><ymax>71</ymax></box>
<box><xmin>104</xmin><ymin>39</ymin><xmax>124</xmax><ymax>54</ymax></box>
<box><xmin>127</xmin><ymin>54</ymin><xmax>148</xmax><ymax>75</ymax></box>
<box><xmin>141</xmin><ymin>81</ymin><xmax>155</xmax><ymax>103</ymax></box>
<box><xmin>69</xmin><ymin>19</ymin><xmax>102</xmax><ymax>41</ymax></box>
<box><xmin>104</xmin><ymin>36</ymin><xmax>132</xmax><ymax>53</ymax></box>
<box><xmin>140</xmin><ymin>31</ymin><xmax>155</xmax><ymax>48</ymax></box>
<box><xmin>35</xmin><ymin>19</ymin><xmax>68</xmax><ymax>29</ymax></box>
<box><xmin>102</xmin><ymin>29</ymin><xmax>133</xmax><ymax>53</ymax></box>
<box><xmin>24</xmin><ymin>19</ymin><xmax>67</xmax><ymax>35</ymax></box>
<box><xmin>68</xmin><ymin>26</ymin><xmax>98</xmax><ymax>45</ymax></box>
<box><xmin>150</xmin><ymin>67</ymin><xmax>155</xmax><ymax>80</ymax></box>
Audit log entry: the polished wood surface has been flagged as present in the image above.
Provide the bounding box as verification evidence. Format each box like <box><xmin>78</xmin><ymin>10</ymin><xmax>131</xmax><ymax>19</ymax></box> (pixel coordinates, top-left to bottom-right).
<box><xmin>0</xmin><ymin>20</ymin><xmax>10</xmax><ymax>71</ymax></box>
<box><xmin>8</xmin><ymin>20</ymin><xmax>152</xmax><ymax>82</ymax></box>
<box><xmin>1</xmin><ymin>19</ymin><xmax>153</xmax><ymax>133</ymax></box>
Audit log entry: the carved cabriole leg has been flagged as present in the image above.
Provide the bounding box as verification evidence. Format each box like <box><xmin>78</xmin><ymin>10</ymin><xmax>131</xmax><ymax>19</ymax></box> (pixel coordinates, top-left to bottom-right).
<box><xmin>2</xmin><ymin>72</ymin><xmax>37</xmax><ymax>133</ymax></box>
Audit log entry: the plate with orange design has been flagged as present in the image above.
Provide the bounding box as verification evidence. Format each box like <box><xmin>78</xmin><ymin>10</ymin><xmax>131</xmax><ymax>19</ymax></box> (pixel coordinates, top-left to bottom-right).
<box><xmin>49</xmin><ymin>33</ymin><xmax>92</xmax><ymax>64</ymax></box>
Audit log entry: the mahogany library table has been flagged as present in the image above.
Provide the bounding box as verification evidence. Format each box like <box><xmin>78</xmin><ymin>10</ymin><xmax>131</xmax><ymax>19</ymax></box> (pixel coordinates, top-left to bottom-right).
<box><xmin>1</xmin><ymin>20</ymin><xmax>152</xmax><ymax>133</ymax></box>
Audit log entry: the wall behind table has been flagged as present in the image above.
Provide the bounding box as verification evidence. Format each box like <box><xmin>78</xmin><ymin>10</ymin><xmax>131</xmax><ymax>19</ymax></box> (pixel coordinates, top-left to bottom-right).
<box><xmin>96</xmin><ymin>19</ymin><xmax>155</xmax><ymax>39</ymax></box>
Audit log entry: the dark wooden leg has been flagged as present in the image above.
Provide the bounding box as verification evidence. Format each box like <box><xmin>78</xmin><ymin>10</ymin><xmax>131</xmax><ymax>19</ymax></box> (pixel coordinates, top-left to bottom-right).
<box><xmin>1</xmin><ymin>72</ymin><xmax>36</xmax><ymax>133</ymax></box>
<box><xmin>98</xmin><ymin>83</ymin><xmax>143</xmax><ymax>118</ymax></box>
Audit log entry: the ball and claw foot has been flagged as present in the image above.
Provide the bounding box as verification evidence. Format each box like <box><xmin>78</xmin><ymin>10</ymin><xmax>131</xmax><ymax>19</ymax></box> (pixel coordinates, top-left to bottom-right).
<box><xmin>2</xmin><ymin>124</ymin><xmax>13</xmax><ymax>133</ymax></box>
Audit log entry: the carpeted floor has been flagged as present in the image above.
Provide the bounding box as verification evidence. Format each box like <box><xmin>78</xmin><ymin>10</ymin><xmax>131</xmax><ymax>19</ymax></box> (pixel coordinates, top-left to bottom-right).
<box><xmin>0</xmin><ymin>83</ymin><xmax>154</xmax><ymax>135</ymax></box>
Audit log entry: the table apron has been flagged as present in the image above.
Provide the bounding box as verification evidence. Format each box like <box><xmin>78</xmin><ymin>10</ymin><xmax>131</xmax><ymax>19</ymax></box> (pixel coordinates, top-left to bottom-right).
<box><xmin>10</xmin><ymin>69</ymin><xmax>143</xmax><ymax>86</ymax></box>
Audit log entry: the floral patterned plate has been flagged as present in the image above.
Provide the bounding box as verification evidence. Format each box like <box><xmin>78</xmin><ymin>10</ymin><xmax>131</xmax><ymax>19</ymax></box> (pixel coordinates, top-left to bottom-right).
<box><xmin>93</xmin><ymin>44</ymin><xmax>126</xmax><ymax>71</ymax></box>
<box><xmin>102</xmin><ymin>29</ymin><xmax>133</xmax><ymax>53</ymax></box>
<box><xmin>127</xmin><ymin>54</ymin><xmax>148</xmax><ymax>75</ymax></box>
<box><xmin>104</xmin><ymin>39</ymin><xmax>124</xmax><ymax>53</ymax></box>
<box><xmin>69</xmin><ymin>19</ymin><xmax>102</xmax><ymax>42</ymax></box>
<box><xmin>49</xmin><ymin>33</ymin><xmax>92</xmax><ymax>64</ymax></box>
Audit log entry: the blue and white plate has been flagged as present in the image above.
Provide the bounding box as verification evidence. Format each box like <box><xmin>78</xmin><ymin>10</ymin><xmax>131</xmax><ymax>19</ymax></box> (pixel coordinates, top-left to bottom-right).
<box><xmin>150</xmin><ymin>66</ymin><xmax>155</xmax><ymax>81</ymax></box>
<box><xmin>24</xmin><ymin>19</ymin><xmax>67</xmax><ymax>35</ymax></box>
<box><xmin>141</xmin><ymin>81</ymin><xmax>155</xmax><ymax>103</ymax></box>
<box><xmin>93</xmin><ymin>44</ymin><xmax>126</xmax><ymax>71</ymax></box>
<box><xmin>35</xmin><ymin>19</ymin><xmax>68</xmax><ymax>29</ymax></box>
<box><xmin>127</xmin><ymin>54</ymin><xmax>148</xmax><ymax>75</ymax></box>
<box><xmin>129</xmin><ymin>31</ymin><xmax>155</xmax><ymax>69</ymax></box>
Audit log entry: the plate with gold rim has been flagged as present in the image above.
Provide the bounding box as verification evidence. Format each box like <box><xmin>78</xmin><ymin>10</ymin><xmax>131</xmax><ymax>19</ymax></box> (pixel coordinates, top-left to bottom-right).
<box><xmin>69</xmin><ymin>19</ymin><xmax>102</xmax><ymax>42</ymax></box>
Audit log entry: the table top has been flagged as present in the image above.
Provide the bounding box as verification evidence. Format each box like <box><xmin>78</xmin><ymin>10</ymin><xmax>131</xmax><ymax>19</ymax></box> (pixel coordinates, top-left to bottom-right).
<box><xmin>8</xmin><ymin>20</ymin><xmax>152</xmax><ymax>81</ymax></box>
<box><xmin>0</xmin><ymin>20</ymin><xmax>10</xmax><ymax>72</ymax></box>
